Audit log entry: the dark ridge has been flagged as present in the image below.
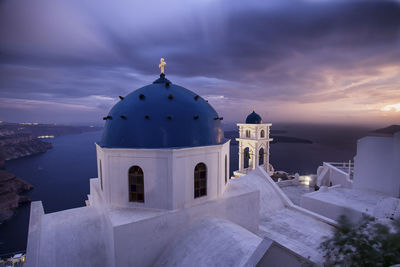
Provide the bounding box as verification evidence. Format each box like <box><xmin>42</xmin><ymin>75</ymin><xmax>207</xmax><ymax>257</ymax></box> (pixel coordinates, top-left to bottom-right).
<box><xmin>370</xmin><ymin>125</ymin><xmax>400</xmax><ymax>136</ymax></box>
<box><xmin>270</xmin><ymin>136</ymin><xmax>313</xmax><ymax>144</ymax></box>
<box><xmin>224</xmin><ymin>130</ymin><xmax>313</xmax><ymax>145</ymax></box>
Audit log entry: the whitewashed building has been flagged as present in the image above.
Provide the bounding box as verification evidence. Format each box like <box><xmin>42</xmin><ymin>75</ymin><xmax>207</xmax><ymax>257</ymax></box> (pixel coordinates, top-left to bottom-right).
<box><xmin>26</xmin><ymin>64</ymin><xmax>335</xmax><ymax>267</ymax></box>
<box><xmin>301</xmin><ymin>131</ymin><xmax>400</xmax><ymax>223</ymax></box>
<box><xmin>233</xmin><ymin>111</ymin><xmax>273</xmax><ymax>178</ymax></box>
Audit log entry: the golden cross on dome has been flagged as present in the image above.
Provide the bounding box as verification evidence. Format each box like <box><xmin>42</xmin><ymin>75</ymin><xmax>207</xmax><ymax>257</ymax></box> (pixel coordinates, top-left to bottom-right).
<box><xmin>159</xmin><ymin>58</ymin><xmax>166</xmax><ymax>74</ymax></box>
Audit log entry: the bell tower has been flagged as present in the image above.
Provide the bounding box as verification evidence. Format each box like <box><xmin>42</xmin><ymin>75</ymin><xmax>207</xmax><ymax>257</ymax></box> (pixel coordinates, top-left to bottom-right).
<box><xmin>233</xmin><ymin>111</ymin><xmax>273</xmax><ymax>177</ymax></box>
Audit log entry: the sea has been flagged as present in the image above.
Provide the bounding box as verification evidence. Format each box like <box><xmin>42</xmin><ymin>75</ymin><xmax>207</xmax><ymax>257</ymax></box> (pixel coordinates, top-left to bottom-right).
<box><xmin>0</xmin><ymin>124</ymin><xmax>372</xmax><ymax>254</ymax></box>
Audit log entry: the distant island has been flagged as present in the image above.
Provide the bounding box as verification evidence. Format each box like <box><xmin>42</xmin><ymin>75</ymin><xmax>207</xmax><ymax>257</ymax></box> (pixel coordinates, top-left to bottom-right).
<box><xmin>224</xmin><ymin>130</ymin><xmax>313</xmax><ymax>145</ymax></box>
<box><xmin>0</xmin><ymin>122</ymin><xmax>102</xmax><ymax>224</ymax></box>
<box><xmin>370</xmin><ymin>125</ymin><xmax>400</xmax><ymax>136</ymax></box>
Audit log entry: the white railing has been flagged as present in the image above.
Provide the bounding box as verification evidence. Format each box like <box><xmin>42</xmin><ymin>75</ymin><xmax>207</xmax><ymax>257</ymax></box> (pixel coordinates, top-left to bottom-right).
<box><xmin>325</xmin><ymin>161</ymin><xmax>354</xmax><ymax>178</ymax></box>
<box><xmin>316</xmin><ymin>161</ymin><xmax>353</xmax><ymax>188</ymax></box>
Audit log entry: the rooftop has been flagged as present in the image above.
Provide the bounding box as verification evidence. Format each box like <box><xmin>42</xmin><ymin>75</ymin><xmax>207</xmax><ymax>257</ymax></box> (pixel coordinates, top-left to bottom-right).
<box><xmin>280</xmin><ymin>184</ymin><xmax>313</xmax><ymax>205</ymax></box>
<box><xmin>258</xmin><ymin>208</ymin><xmax>333</xmax><ymax>264</ymax></box>
<box><xmin>302</xmin><ymin>187</ymin><xmax>393</xmax><ymax>217</ymax></box>
<box><xmin>228</xmin><ymin>167</ymin><xmax>335</xmax><ymax>264</ymax></box>
<box><xmin>100</xmin><ymin>74</ymin><xmax>224</xmax><ymax>149</ymax></box>
<box><xmin>245</xmin><ymin>111</ymin><xmax>263</xmax><ymax>124</ymax></box>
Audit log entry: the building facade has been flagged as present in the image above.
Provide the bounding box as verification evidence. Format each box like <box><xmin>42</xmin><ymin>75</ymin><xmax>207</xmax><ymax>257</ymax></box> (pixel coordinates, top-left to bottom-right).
<box><xmin>233</xmin><ymin>111</ymin><xmax>273</xmax><ymax>177</ymax></box>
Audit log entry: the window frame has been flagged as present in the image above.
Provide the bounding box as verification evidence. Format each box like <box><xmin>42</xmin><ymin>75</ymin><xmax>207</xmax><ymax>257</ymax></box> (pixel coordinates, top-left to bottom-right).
<box><xmin>194</xmin><ymin>163</ymin><xmax>207</xmax><ymax>198</ymax></box>
<box><xmin>128</xmin><ymin>165</ymin><xmax>145</xmax><ymax>203</ymax></box>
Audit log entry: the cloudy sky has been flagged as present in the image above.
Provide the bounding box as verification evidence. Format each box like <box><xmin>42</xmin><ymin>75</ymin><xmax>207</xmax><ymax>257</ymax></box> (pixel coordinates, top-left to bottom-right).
<box><xmin>1</xmin><ymin>0</ymin><xmax>399</xmax><ymax>126</ymax></box>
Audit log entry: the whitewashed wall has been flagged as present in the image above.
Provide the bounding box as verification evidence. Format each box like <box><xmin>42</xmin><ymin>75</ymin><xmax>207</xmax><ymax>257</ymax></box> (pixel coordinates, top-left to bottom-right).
<box><xmin>95</xmin><ymin>141</ymin><xmax>230</xmax><ymax>210</ymax></box>
<box><xmin>172</xmin><ymin>141</ymin><xmax>230</xmax><ymax>209</ymax></box>
<box><xmin>236</xmin><ymin>123</ymin><xmax>273</xmax><ymax>172</ymax></box>
<box><xmin>111</xmin><ymin>187</ymin><xmax>260</xmax><ymax>267</ymax></box>
<box><xmin>353</xmin><ymin>133</ymin><xmax>400</xmax><ymax>197</ymax></box>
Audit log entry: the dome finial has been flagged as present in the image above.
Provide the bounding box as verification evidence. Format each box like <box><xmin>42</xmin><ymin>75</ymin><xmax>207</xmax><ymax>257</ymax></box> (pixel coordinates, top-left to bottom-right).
<box><xmin>159</xmin><ymin>58</ymin><xmax>166</xmax><ymax>74</ymax></box>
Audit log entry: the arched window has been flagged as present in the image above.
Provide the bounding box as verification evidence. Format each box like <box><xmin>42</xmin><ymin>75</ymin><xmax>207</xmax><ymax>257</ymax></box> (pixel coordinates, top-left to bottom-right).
<box><xmin>194</xmin><ymin>163</ymin><xmax>207</xmax><ymax>198</ymax></box>
<box><xmin>246</xmin><ymin>130</ymin><xmax>251</xmax><ymax>138</ymax></box>
<box><xmin>225</xmin><ymin>155</ymin><xmax>228</xmax><ymax>184</ymax></box>
<box><xmin>259</xmin><ymin>148</ymin><xmax>264</xmax><ymax>166</ymax></box>
<box><xmin>129</xmin><ymin>166</ymin><xmax>144</xmax><ymax>203</ymax></box>
<box><xmin>261</xmin><ymin>130</ymin><xmax>265</xmax><ymax>138</ymax></box>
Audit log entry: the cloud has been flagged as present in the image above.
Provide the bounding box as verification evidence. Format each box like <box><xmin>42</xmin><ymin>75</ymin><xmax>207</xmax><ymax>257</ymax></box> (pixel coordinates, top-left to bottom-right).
<box><xmin>381</xmin><ymin>103</ymin><xmax>400</xmax><ymax>112</ymax></box>
<box><xmin>0</xmin><ymin>0</ymin><xmax>400</xmax><ymax>125</ymax></box>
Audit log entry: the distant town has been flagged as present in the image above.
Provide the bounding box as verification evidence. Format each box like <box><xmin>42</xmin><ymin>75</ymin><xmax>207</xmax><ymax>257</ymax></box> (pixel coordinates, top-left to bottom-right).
<box><xmin>0</xmin><ymin>121</ymin><xmax>102</xmax><ymax>162</ymax></box>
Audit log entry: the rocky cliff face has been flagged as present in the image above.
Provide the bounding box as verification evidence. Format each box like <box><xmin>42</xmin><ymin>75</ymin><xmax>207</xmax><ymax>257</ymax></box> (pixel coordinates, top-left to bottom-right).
<box><xmin>0</xmin><ymin>170</ymin><xmax>33</xmax><ymax>223</ymax></box>
<box><xmin>0</xmin><ymin>122</ymin><xmax>102</xmax><ymax>224</ymax></box>
<box><xmin>0</xmin><ymin>132</ymin><xmax>52</xmax><ymax>161</ymax></box>
<box><xmin>0</xmin><ymin>131</ymin><xmax>47</xmax><ymax>223</ymax></box>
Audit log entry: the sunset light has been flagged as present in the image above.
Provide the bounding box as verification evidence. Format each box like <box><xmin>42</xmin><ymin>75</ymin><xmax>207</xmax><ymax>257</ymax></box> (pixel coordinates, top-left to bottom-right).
<box><xmin>1</xmin><ymin>1</ymin><xmax>400</xmax><ymax>266</ymax></box>
<box><xmin>381</xmin><ymin>103</ymin><xmax>400</xmax><ymax>112</ymax></box>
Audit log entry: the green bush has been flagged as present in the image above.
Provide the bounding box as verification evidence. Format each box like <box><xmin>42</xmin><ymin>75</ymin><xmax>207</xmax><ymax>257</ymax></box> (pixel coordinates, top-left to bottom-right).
<box><xmin>320</xmin><ymin>215</ymin><xmax>400</xmax><ymax>267</ymax></box>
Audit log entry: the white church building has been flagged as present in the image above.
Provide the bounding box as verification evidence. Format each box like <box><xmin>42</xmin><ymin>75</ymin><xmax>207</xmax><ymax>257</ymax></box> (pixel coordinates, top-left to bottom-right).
<box><xmin>25</xmin><ymin>62</ymin><xmax>336</xmax><ymax>267</ymax></box>
<box><xmin>233</xmin><ymin>111</ymin><xmax>274</xmax><ymax>178</ymax></box>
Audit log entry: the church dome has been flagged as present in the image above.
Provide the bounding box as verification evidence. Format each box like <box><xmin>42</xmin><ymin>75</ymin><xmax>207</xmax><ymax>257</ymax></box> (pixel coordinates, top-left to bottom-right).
<box><xmin>100</xmin><ymin>74</ymin><xmax>224</xmax><ymax>148</ymax></box>
<box><xmin>245</xmin><ymin>111</ymin><xmax>263</xmax><ymax>124</ymax></box>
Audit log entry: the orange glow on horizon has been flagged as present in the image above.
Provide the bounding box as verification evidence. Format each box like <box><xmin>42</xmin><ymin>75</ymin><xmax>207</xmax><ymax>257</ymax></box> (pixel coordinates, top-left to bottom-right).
<box><xmin>381</xmin><ymin>103</ymin><xmax>400</xmax><ymax>112</ymax></box>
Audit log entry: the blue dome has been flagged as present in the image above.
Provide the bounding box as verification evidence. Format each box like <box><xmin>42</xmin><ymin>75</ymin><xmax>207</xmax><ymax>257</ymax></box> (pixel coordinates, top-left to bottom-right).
<box><xmin>245</xmin><ymin>111</ymin><xmax>263</xmax><ymax>124</ymax></box>
<box><xmin>100</xmin><ymin>74</ymin><xmax>224</xmax><ymax>148</ymax></box>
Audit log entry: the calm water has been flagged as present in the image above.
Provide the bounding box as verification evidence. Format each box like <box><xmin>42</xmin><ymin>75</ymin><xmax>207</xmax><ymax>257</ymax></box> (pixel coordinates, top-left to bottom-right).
<box><xmin>0</xmin><ymin>131</ymin><xmax>100</xmax><ymax>255</ymax></box>
<box><xmin>0</xmin><ymin>125</ymin><xmax>371</xmax><ymax>254</ymax></box>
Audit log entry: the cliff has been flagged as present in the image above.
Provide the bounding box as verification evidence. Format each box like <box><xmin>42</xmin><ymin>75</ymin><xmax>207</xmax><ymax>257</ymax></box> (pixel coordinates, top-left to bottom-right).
<box><xmin>0</xmin><ymin>170</ymin><xmax>33</xmax><ymax>223</ymax></box>
<box><xmin>0</xmin><ymin>132</ymin><xmax>52</xmax><ymax>160</ymax></box>
<box><xmin>0</xmin><ymin>122</ymin><xmax>102</xmax><ymax>224</ymax></box>
<box><xmin>0</xmin><ymin>121</ymin><xmax>102</xmax><ymax>161</ymax></box>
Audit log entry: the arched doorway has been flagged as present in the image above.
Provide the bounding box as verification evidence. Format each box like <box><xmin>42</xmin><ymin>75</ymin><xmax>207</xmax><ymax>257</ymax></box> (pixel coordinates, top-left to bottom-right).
<box><xmin>244</xmin><ymin>147</ymin><xmax>250</xmax><ymax>169</ymax></box>
<box><xmin>259</xmin><ymin>148</ymin><xmax>264</xmax><ymax>166</ymax></box>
